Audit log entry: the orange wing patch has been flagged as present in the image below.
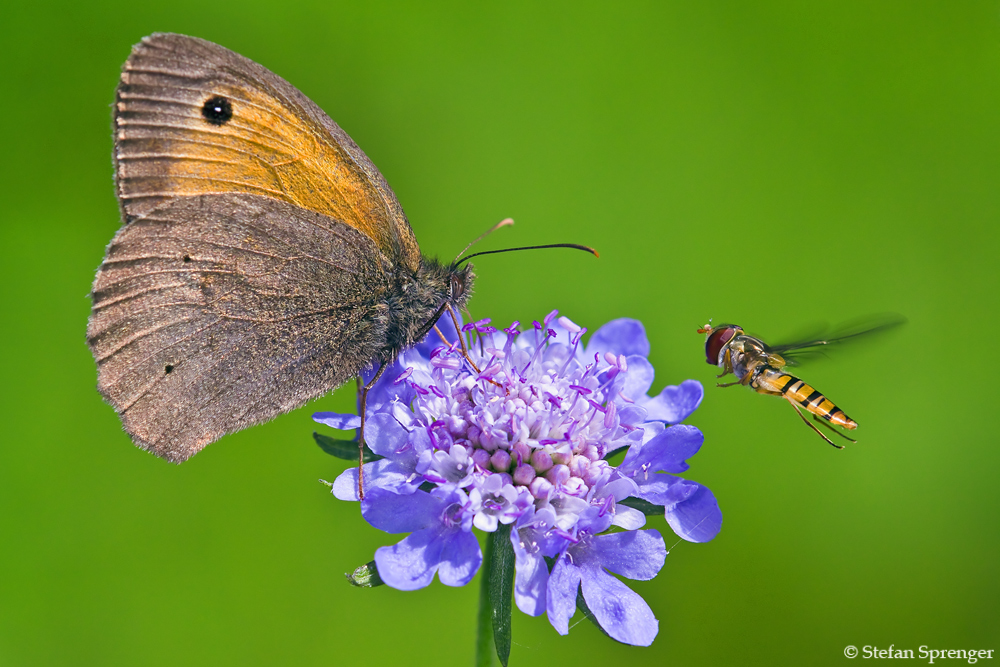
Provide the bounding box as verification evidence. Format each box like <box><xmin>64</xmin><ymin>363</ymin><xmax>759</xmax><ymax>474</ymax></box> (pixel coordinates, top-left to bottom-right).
<box><xmin>114</xmin><ymin>35</ymin><xmax>420</xmax><ymax>272</ymax></box>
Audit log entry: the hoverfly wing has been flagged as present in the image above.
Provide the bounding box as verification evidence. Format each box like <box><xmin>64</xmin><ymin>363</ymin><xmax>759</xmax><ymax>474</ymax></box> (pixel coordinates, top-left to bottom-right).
<box><xmin>766</xmin><ymin>313</ymin><xmax>907</xmax><ymax>365</ymax></box>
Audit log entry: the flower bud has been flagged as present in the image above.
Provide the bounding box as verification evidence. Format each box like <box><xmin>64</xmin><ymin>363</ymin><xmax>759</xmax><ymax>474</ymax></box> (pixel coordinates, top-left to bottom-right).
<box><xmin>513</xmin><ymin>464</ymin><xmax>536</xmax><ymax>486</ymax></box>
<box><xmin>530</xmin><ymin>450</ymin><xmax>553</xmax><ymax>473</ymax></box>
<box><xmin>546</xmin><ymin>464</ymin><xmax>570</xmax><ymax>486</ymax></box>
<box><xmin>490</xmin><ymin>450</ymin><xmax>512</xmax><ymax>472</ymax></box>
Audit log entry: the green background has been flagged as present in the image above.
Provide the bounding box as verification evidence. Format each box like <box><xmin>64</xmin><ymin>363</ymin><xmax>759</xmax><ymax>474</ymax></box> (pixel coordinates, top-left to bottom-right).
<box><xmin>1</xmin><ymin>2</ymin><xmax>997</xmax><ymax>665</ymax></box>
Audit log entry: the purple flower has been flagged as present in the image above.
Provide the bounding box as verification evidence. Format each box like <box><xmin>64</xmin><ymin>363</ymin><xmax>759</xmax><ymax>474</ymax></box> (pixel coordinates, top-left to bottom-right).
<box><xmin>315</xmin><ymin>311</ymin><xmax>721</xmax><ymax>646</ymax></box>
<box><xmin>470</xmin><ymin>474</ymin><xmax>534</xmax><ymax>531</ymax></box>
<box><xmin>547</xmin><ymin>527</ymin><xmax>667</xmax><ymax>646</ymax></box>
<box><xmin>363</xmin><ymin>486</ymin><xmax>481</xmax><ymax>590</ymax></box>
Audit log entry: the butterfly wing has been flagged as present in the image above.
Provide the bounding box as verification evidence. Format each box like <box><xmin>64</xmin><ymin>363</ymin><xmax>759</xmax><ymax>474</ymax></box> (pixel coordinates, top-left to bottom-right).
<box><xmin>114</xmin><ymin>32</ymin><xmax>421</xmax><ymax>273</ymax></box>
<box><xmin>87</xmin><ymin>193</ymin><xmax>391</xmax><ymax>462</ymax></box>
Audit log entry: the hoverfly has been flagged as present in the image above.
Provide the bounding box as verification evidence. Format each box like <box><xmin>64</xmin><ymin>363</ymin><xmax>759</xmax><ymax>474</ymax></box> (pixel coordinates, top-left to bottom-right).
<box><xmin>697</xmin><ymin>316</ymin><xmax>905</xmax><ymax>448</ymax></box>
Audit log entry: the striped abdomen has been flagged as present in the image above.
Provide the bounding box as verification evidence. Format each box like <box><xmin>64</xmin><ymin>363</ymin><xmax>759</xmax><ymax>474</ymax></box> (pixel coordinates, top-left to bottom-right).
<box><xmin>755</xmin><ymin>367</ymin><xmax>857</xmax><ymax>429</ymax></box>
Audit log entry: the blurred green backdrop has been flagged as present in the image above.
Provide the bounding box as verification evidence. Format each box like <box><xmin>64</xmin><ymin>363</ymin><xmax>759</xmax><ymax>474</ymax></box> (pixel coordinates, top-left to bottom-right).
<box><xmin>1</xmin><ymin>1</ymin><xmax>997</xmax><ymax>665</ymax></box>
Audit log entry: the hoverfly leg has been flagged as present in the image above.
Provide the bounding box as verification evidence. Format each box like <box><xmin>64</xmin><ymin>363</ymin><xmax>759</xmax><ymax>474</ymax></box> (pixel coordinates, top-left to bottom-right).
<box><xmin>716</xmin><ymin>380</ymin><xmax>743</xmax><ymax>388</ymax></box>
<box><xmin>788</xmin><ymin>401</ymin><xmax>844</xmax><ymax>449</ymax></box>
<box><xmin>811</xmin><ymin>415</ymin><xmax>857</xmax><ymax>444</ymax></box>
<box><xmin>357</xmin><ymin>362</ymin><xmax>389</xmax><ymax>500</ymax></box>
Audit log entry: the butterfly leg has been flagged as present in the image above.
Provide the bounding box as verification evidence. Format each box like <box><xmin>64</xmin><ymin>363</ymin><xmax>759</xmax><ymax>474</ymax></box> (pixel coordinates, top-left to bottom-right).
<box><xmin>787</xmin><ymin>400</ymin><xmax>844</xmax><ymax>449</ymax></box>
<box><xmin>812</xmin><ymin>414</ymin><xmax>857</xmax><ymax>444</ymax></box>
<box><xmin>446</xmin><ymin>304</ymin><xmax>482</xmax><ymax>373</ymax></box>
<box><xmin>357</xmin><ymin>363</ymin><xmax>389</xmax><ymax>500</ymax></box>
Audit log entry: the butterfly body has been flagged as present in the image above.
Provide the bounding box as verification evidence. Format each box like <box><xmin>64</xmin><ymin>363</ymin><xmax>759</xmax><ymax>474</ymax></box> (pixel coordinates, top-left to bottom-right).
<box><xmin>88</xmin><ymin>34</ymin><xmax>472</xmax><ymax>462</ymax></box>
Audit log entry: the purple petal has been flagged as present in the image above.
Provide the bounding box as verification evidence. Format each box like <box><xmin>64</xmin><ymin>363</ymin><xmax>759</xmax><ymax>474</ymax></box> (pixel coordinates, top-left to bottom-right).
<box><xmin>330</xmin><ymin>459</ymin><xmax>420</xmax><ymax>501</ymax></box>
<box><xmin>579</xmin><ymin>565</ymin><xmax>659</xmax><ymax>646</ymax></box>
<box><xmin>637</xmin><ymin>476</ymin><xmax>722</xmax><ymax>543</ymax></box>
<box><xmin>374</xmin><ymin>522</ymin><xmax>481</xmax><ymax>591</ymax></box>
<box><xmin>361</xmin><ymin>487</ymin><xmax>441</xmax><ymax>533</ymax></box>
<box><xmin>374</xmin><ymin>526</ymin><xmax>442</xmax><ymax>591</ymax></box>
<box><xmin>641</xmin><ymin>380</ymin><xmax>704</xmax><ymax>423</ymax></box>
<box><xmin>546</xmin><ymin>554</ymin><xmax>583</xmax><ymax>635</ymax></box>
<box><xmin>589</xmin><ymin>529</ymin><xmax>666</xmax><ymax>580</ymax></box>
<box><xmin>621</xmin><ymin>356</ymin><xmax>654</xmax><ymax>401</ymax></box>
<box><xmin>364</xmin><ymin>412</ymin><xmax>412</xmax><ymax>460</ymax></box>
<box><xmin>575</xmin><ymin>505</ymin><xmax>614</xmax><ymax>536</ymax></box>
<box><xmin>620</xmin><ymin>424</ymin><xmax>704</xmax><ymax>476</ymax></box>
<box><xmin>665</xmin><ymin>482</ymin><xmax>722</xmax><ymax>543</ymax></box>
<box><xmin>611</xmin><ymin>504</ymin><xmax>646</xmax><ymax>530</ymax></box>
<box><xmin>312</xmin><ymin>412</ymin><xmax>361</xmax><ymax>431</ymax></box>
<box><xmin>641</xmin><ymin>420</ymin><xmax>665</xmax><ymax>444</ymax></box>
<box><xmin>586</xmin><ymin>318</ymin><xmax>650</xmax><ymax>359</ymax></box>
<box><xmin>511</xmin><ymin>525</ymin><xmax>549</xmax><ymax>616</ymax></box>
<box><xmin>435</xmin><ymin>529</ymin><xmax>482</xmax><ymax>587</ymax></box>
<box><xmin>616</xmin><ymin>404</ymin><xmax>648</xmax><ymax>428</ymax></box>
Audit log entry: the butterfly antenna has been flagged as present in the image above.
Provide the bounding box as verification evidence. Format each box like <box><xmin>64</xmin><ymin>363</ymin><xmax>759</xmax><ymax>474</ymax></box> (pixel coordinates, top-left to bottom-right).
<box><xmin>454</xmin><ymin>218</ymin><xmax>516</xmax><ymax>264</ymax></box>
<box><xmin>456</xmin><ymin>243</ymin><xmax>598</xmax><ymax>267</ymax></box>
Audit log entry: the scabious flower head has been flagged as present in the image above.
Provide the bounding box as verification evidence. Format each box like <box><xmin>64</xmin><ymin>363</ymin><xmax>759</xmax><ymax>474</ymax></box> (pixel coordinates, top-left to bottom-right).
<box><xmin>315</xmin><ymin>310</ymin><xmax>722</xmax><ymax>646</ymax></box>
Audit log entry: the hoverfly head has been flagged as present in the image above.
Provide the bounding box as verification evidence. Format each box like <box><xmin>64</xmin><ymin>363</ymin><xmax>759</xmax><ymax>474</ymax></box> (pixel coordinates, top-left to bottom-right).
<box><xmin>699</xmin><ymin>323</ymin><xmax>742</xmax><ymax>367</ymax></box>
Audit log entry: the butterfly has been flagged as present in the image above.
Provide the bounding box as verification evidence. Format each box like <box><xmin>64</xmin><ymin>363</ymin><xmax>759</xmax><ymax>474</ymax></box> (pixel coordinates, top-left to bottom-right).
<box><xmin>87</xmin><ymin>33</ymin><xmax>479</xmax><ymax>467</ymax></box>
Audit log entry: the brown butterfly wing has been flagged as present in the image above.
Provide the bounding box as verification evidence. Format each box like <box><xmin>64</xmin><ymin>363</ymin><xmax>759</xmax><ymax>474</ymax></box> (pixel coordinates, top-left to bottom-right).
<box><xmin>87</xmin><ymin>193</ymin><xmax>392</xmax><ymax>462</ymax></box>
<box><xmin>114</xmin><ymin>32</ymin><xmax>421</xmax><ymax>273</ymax></box>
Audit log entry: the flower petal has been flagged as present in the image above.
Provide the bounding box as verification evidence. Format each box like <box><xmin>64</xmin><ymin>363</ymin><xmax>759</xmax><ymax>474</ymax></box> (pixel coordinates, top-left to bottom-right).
<box><xmin>473</xmin><ymin>512</ymin><xmax>499</xmax><ymax>532</ymax></box>
<box><xmin>641</xmin><ymin>380</ymin><xmax>704</xmax><ymax>423</ymax></box>
<box><xmin>435</xmin><ymin>529</ymin><xmax>482</xmax><ymax>587</ymax></box>
<box><xmin>364</xmin><ymin>412</ymin><xmax>412</xmax><ymax>460</ymax></box>
<box><xmin>546</xmin><ymin>554</ymin><xmax>583</xmax><ymax>635</ymax></box>
<box><xmin>312</xmin><ymin>412</ymin><xmax>361</xmax><ymax>431</ymax></box>
<box><xmin>510</xmin><ymin>530</ymin><xmax>548</xmax><ymax>616</ymax></box>
<box><xmin>611</xmin><ymin>504</ymin><xmax>646</xmax><ymax>530</ymax></box>
<box><xmin>636</xmin><ymin>476</ymin><xmax>723</xmax><ymax>543</ymax></box>
<box><xmin>589</xmin><ymin>529</ymin><xmax>666</xmax><ymax>580</ymax></box>
<box><xmin>361</xmin><ymin>487</ymin><xmax>441</xmax><ymax>533</ymax></box>
<box><xmin>374</xmin><ymin>526</ymin><xmax>445</xmax><ymax>591</ymax></box>
<box><xmin>579</xmin><ymin>564</ymin><xmax>659</xmax><ymax>646</ymax></box>
<box><xmin>586</xmin><ymin>318</ymin><xmax>650</xmax><ymax>358</ymax></box>
<box><xmin>665</xmin><ymin>481</ymin><xmax>722</xmax><ymax>543</ymax></box>
<box><xmin>330</xmin><ymin>459</ymin><xmax>420</xmax><ymax>501</ymax></box>
<box><xmin>620</xmin><ymin>424</ymin><xmax>704</xmax><ymax>476</ymax></box>
<box><xmin>621</xmin><ymin>356</ymin><xmax>654</xmax><ymax>401</ymax></box>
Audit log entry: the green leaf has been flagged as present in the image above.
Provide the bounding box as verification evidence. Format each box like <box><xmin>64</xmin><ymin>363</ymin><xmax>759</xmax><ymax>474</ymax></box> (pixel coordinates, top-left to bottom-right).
<box><xmin>312</xmin><ymin>432</ymin><xmax>383</xmax><ymax>462</ymax></box>
<box><xmin>619</xmin><ymin>496</ymin><xmax>665</xmax><ymax>516</ymax></box>
<box><xmin>476</xmin><ymin>525</ymin><xmax>515</xmax><ymax>667</ymax></box>
<box><xmin>489</xmin><ymin>524</ymin><xmax>515</xmax><ymax>667</ymax></box>
<box><xmin>345</xmin><ymin>561</ymin><xmax>384</xmax><ymax>588</ymax></box>
<box><xmin>602</xmin><ymin>446</ymin><xmax>627</xmax><ymax>464</ymax></box>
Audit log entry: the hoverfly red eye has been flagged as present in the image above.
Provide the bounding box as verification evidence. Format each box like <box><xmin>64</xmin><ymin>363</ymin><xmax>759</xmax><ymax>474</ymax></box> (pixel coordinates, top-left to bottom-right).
<box><xmin>705</xmin><ymin>326</ymin><xmax>739</xmax><ymax>365</ymax></box>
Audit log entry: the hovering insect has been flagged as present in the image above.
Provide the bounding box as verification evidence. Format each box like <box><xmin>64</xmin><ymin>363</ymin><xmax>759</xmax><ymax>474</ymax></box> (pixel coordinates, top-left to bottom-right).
<box><xmin>697</xmin><ymin>316</ymin><xmax>905</xmax><ymax>448</ymax></box>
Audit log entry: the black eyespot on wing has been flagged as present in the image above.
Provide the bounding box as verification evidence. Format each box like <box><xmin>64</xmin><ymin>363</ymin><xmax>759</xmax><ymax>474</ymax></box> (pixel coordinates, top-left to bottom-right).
<box><xmin>201</xmin><ymin>96</ymin><xmax>233</xmax><ymax>125</ymax></box>
<box><xmin>164</xmin><ymin>364</ymin><xmax>174</xmax><ymax>374</ymax></box>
